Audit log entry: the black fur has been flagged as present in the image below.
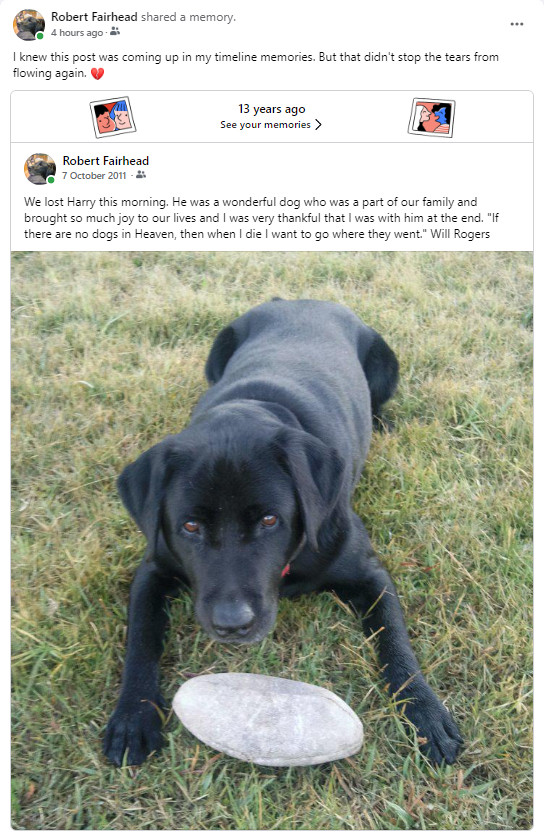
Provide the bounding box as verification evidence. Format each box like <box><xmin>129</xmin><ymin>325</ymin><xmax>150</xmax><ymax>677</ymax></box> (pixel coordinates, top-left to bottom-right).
<box><xmin>103</xmin><ymin>299</ymin><xmax>462</xmax><ymax>767</ymax></box>
<box><xmin>17</xmin><ymin>14</ymin><xmax>45</xmax><ymax>37</ymax></box>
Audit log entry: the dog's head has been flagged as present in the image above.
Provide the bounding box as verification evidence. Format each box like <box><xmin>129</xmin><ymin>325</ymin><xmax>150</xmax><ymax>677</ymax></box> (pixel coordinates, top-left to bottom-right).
<box><xmin>118</xmin><ymin>421</ymin><xmax>347</xmax><ymax>644</ymax></box>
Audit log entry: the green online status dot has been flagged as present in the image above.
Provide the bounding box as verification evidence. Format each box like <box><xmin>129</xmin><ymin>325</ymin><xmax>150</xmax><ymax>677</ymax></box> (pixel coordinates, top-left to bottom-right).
<box><xmin>47</xmin><ymin>176</ymin><xmax>55</xmax><ymax>184</ymax></box>
<box><xmin>36</xmin><ymin>32</ymin><xmax>44</xmax><ymax>39</ymax></box>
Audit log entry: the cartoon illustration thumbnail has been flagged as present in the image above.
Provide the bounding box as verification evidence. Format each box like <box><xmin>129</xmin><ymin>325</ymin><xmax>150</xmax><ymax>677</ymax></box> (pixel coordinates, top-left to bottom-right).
<box><xmin>90</xmin><ymin>97</ymin><xmax>136</xmax><ymax>138</ymax></box>
<box><xmin>408</xmin><ymin>98</ymin><xmax>456</xmax><ymax>137</ymax></box>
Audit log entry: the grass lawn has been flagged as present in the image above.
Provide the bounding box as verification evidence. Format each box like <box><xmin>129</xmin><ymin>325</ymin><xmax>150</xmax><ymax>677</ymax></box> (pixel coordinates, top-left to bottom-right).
<box><xmin>11</xmin><ymin>251</ymin><xmax>532</xmax><ymax>829</ymax></box>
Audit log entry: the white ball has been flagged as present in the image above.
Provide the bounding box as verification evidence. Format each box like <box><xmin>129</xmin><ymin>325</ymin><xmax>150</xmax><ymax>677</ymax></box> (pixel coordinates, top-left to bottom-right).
<box><xmin>172</xmin><ymin>672</ymin><xmax>363</xmax><ymax>766</ymax></box>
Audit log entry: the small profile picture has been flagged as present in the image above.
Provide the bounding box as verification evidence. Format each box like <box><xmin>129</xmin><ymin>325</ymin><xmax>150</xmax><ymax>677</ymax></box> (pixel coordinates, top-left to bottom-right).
<box><xmin>14</xmin><ymin>9</ymin><xmax>45</xmax><ymax>40</ymax></box>
<box><xmin>90</xmin><ymin>97</ymin><xmax>136</xmax><ymax>138</ymax></box>
<box><xmin>408</xmin><ymin>98</ymin><xmax>455</xmax><ymax>137</ymax></box>
<box><xmin>24</xmin><ymin>153</ymin><xmax>56</xmax><ymax>184</ymax></box>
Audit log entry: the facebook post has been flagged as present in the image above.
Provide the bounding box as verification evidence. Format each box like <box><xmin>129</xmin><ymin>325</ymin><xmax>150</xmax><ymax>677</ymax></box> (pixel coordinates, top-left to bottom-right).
<box><xmin>6</xmin><ymin>1</ymin><xmax>538</xmax><ymax>830</ymax></box>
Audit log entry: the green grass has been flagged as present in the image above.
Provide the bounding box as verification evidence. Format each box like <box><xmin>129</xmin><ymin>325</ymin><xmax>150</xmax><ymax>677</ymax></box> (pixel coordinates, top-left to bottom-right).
<box><xmin>11</xmin><ymin>251</ymin><xmax>532</xmax><ymax>829</ymax></box>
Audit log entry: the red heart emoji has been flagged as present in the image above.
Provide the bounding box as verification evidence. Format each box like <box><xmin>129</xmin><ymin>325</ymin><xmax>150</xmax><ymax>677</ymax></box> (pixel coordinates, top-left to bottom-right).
<box><xmin>91</xmin><ymin>67</ymin><xmax>104</xmax><ymax>80</ymax></box>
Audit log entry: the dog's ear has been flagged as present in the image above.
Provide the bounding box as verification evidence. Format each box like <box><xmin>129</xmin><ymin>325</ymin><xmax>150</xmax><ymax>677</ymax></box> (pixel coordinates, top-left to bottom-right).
<box><xmin>274</xmin><ymin>429</ymin><xmax>348</xmax><ymax>552</ymax></box>
<box><xmin>117</xmin><ymin>436</ymin><xmax>183</xmax><ymax>561</ymax></box>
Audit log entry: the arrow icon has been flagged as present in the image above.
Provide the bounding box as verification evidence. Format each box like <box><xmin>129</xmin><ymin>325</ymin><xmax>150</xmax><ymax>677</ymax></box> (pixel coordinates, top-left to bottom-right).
<box><xmin>315</xmin><ymin>119</ymin><xmax>322</xmax><ymax>130</ymax></box>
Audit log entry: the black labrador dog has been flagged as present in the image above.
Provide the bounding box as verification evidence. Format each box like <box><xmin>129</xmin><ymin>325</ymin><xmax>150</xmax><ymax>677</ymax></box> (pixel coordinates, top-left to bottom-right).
<box><xmin>103</xmin><ymin>299</ymin><xmax>462</xmax><ymax>766</ymax></box>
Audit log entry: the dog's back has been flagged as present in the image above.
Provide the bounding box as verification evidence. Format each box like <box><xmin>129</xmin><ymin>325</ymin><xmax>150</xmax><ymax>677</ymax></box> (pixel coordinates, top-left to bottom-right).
<box><xmin>197</xmin><ymin>299</ymin><xmax>398</xmax><ymax>478</ymax></box>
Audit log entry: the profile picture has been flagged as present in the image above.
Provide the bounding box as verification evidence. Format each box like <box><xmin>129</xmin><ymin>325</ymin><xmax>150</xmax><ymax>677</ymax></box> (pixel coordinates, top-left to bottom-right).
<box><xmin>90</xmin><ymin>97</ymin><xmax>137</xmax><ymax>138</ymax></box>
<box><xmin>408</xmin><ymin>98</ymin><xmax>455</xmax><ymax>137</ymax></box>
<box><xmin>24</xmin><ymin>153</ymin><xmax>56</xmax><ymax>184</ymax></box>
<box><xmin>13</xmin><ymin>9</ymin><xmax>45</xmax><ymax>40</ymax></box>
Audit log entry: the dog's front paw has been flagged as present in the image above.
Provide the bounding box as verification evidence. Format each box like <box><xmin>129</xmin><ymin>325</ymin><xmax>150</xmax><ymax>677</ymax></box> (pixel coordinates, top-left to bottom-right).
<box><xmin>103</xmin><ymin>695</ymin><xmax>166</xmax><ymax>766</ymax></box>
<box><xmin>399</xmin><ymin>682</ymin><xmax>463</xmax><ymax>765</ymax></box>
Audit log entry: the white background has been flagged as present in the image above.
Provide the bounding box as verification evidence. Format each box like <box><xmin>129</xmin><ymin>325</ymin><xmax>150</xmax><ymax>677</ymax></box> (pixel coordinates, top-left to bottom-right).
<box><xmin>10</xmin><ymin>87</ymin><xmax>535</xmax><ymax>250</ymax></box>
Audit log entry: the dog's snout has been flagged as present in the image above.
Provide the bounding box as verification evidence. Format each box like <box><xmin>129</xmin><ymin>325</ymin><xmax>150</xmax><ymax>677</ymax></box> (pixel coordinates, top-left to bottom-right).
<box><xmin>211</xmin><ymin>600</ymin><xmax>256</xmax><ymax>638</ymax></box>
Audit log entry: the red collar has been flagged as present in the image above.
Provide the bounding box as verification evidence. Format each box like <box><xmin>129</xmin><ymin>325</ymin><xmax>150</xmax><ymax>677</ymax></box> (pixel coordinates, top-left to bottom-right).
<box><xmin>281</xmin><ymin>533</ymin><xmax>307</xmax><ymax>579</ymax></box>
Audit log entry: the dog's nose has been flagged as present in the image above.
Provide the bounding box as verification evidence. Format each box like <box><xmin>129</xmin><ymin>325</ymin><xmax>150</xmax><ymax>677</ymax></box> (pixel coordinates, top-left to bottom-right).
<box><xmin>212</xmin><ymin>601</ymin><xmax>256</xmax><ymax>638</ymax></box>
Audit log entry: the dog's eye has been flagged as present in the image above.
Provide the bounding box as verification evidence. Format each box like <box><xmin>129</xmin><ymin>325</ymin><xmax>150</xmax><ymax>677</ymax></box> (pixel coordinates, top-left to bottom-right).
<box><xmin>183</xmin><ymin>520</ymin><xmax>200</xmax><ymax>534</ymax></box>
<box><xmin>260</xmin><ymin>514</ymin><xmax>278</xmax><ymax>528</ymax></box>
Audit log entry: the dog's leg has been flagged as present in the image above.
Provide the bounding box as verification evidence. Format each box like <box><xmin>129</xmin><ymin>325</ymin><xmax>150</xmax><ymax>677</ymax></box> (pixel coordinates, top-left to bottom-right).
<box><xmin>103</xmin><ymin>560</ymin><xmax>181</xmax><ymax>766</ymax></box>
<box><xmin>324</xmin><ymin>519</ymin><xmax>462</xmax><ymax>764</ymax></box>
<box><xmin>358</xmin><ymin>328</ymin><xmax>399</xmax><ymax>423</ymax></box>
